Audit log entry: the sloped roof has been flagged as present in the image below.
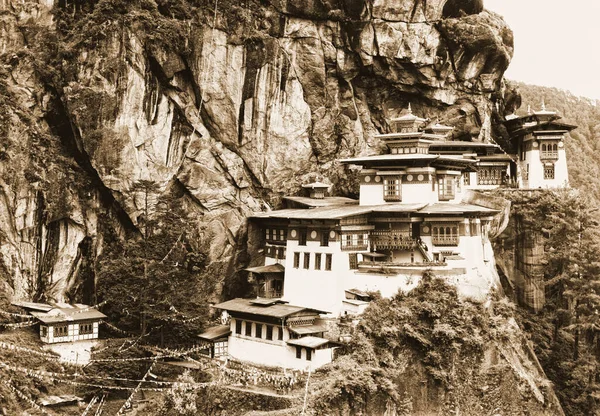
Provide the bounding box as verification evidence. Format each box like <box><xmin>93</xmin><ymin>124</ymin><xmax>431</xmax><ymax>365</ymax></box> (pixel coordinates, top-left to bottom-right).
<box><xmin>286</xmin><ymin>336</ymin><xmax>330</xmax><ymax>348</ymax></box>
<box><xmin>214</xmin><ymin>298</ymin><xmax>328</xmax><ymax>317</ymax></box>
<box><xmin>288</xmin><ymin>323</ymin><xmax>329</xmax><ymax>335</ymax></box>
<box><xmin>198</xmin><ymin>325</ymin><xmax>231</xmax><ymax>341</ymax></box>
<box><xmin>283</xmin><ymin>196</ymin><xmax>357</xmax><ymax>208</ymax></box>
<box><xmin>301</xmin><ymin>181</ymin><xmax>331</xmax><ymax>189</ymax></box>
<box><xmin>11</xmin><ymin>301</ymin><xmax>53</xmax><ymax>312</ymax></box>
<box><xmin>31</xmin><ymin>306</ymin><xmax>106</xmax><ymax>324</ymax></box>
<box><xmin>245</xmin><ymin>264</ymin><xmax>285</xmax><ymax>274</ymax></box>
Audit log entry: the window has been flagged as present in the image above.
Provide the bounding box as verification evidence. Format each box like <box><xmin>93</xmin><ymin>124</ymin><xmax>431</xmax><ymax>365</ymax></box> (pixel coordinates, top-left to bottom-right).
<box><xmin>383</xmin><ymin>176</ymin><xmax>401</xmax><ymax>201</ymax></box>
<box><xmin>431</xmin><ymin>224</ymin><xmax>459</xmax><ymax>246</ymax></box>
<box><xmin>306</xmin><ymin>348</ymin><xmax>312</xmax><ymax>361</ymax></box>
<box><xmin>438</xmin><ymin>176</ymin><xmax>455</xmax><ymax>200</ymax></box>
<box><xmin>299</xmin><ymin>229</ymin><xmax>307</xmax><ymax>246</ymax></box>
<box><xmin>235</xmin><ymin>320</ymin><xmax>242</xmax><ymax>334</ymax></box>
<box><xmin>325</xmin><ymin>254</ymin><xmax>332</xmax><ymax>271</ymax></box>
<box><xmin>296</xmin><ymin>346</ymin><xmax>302</xmax><ymax>359</ymax></box>
<box><xmin>315</xmin><ymin>253</ymin><xmax>322</xmax><ymax>270</ymax></box>
<box><xmin>40</xmin><ymin>326</ymin><xmax>47</xmax><ymax>337</ymax></box>
<box><xmin>278</xmin><ymin>326</ymin><xmax>284</xmax><ymax>340</ymax></box>
<box><xmin>544</xmin><ymin>164</ymin><xmax>555</xmax><ymax>179</ymax></box>
<box><xmin>55</xmin><ymin>325</ymin><xmax>68</xmax><ymax>337</ymax></box>
<box><xmin>320</xmin><ymin>232</ymin><xmax>329</xmax><ymax>247</ymax></box>
<box><xmin>541</xmin><ymin>143</ymin><xmax>558</xmax><ymax>160</ymax></box>
<box><xmin>279</xmin><ymin>229</ymin><xmax>286</xmax><ymax>240</ymax></box>
<box><xmin>266</xmin><ymin>229</ymin><xmax>271</xmax><ymax>240</ymax></box>
<box><xmin>266</xmin><ymin>325</ymin><xmax>273</xmax><ymax>340</ymax></box>
<box><xmin>410</xmin><ymin>251</ymin><xmax>415</xmax><ymax>263</ymax></box>
<box><xmin>245</xmin><ymin>322</ymin><xmax>252</xmax><ymax>337</ymax></box>
<box><xmin>303</xmin><ymin>253</ymin><xmax>310</xmax><ymax>269</ymax></box>
<box><xmin>255</xmin><ymin>324</ymin><xmax>263</xmax><ymax>339</ymax></box>
<box><xmin>349</xmin><ymin>253</ymin><xmax>358</xmax><ymax>269</ymax></box>
<box><xmin>293</xmin><ymin>252</ymin><xmax>300</xmax><ymax>268</ymax></box>
<box><xmin>79</xmin><ymin>323</ymin><xmax>93</xmax><ymax>335</ymax></box>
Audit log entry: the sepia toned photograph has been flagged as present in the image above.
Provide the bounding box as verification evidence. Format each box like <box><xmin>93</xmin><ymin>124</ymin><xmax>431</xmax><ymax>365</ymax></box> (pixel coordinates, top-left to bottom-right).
<box><xmin>0</xmin><ymin>0</ymin><xmax>598</xmax><ymax>414</ymax></box>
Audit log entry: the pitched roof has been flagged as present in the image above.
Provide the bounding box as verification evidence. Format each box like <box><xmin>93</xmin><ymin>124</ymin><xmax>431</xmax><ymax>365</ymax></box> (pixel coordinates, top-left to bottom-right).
<box><xmin>339</xmin><ymin>154</ymin><xmax>478</xmax><ymax>167</ymax></box>
<box><xmin>288</xmin><ymin>323</ymin><xmax>329</xmax><ymax>335</ymax></box>
<box><xmin>11</xmin><ymin>301</ymin><xmax>53</xmax><ymax>312</ymax></box>
<box><xmin>301</xmin><ymin>181</ymin><xmax>331</xmax><ymax>189</ymax></box>
<box><xmin>244</xmin><ymin>264</ymin><xmax>285</xmax><ymax>274</ymax></box>
<box><xmin>286</xmin><ymin>336</ymin><xmax>330</xmax><ymax>349</ymax></box>
<box><xmin>30</xmin><ymin>305</ymin><xmax>106</xmax><ymax>324</ymax></box>
<box><xmin>213</xmin><ymin>298</ymin><xmax>328</xmax><ymax>318</ymax></box>
<box><xmin>417</xmin><ymin>203</ymin><xmax>499</xmax><ymax>215</ymax></box>
<box><xmin>198</xmin><ymin>325</ymin><xmax>231</xmax><ymax>341</ymax></box>
<box><xmin>283</xmin><ymin>196</ymin><xmax>357</xmax><ymax>208</ymax></box>
<box><xmin>251</xmin><ymin>201</ymin><xmax>496</xmax><ymax>221</ymax></box>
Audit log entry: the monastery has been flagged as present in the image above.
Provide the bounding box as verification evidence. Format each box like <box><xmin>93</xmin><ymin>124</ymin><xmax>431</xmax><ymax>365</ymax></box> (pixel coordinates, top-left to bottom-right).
<box><xmin>209</xmin><ymin>104</ymin><xmax>575</xmax><ymax>370</ymax></box>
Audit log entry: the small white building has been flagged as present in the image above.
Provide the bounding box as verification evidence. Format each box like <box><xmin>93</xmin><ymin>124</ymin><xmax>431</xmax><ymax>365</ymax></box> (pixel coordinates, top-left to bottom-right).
<box><xmin>505</xmin><ymin>104</ymin><xmax>576</xmax><ymax>189</ymax></box>
<box><xmin>214</xmin><ymin>298</ymin><xmax>336</xmax><ymax>370</ymax></box>
<box><xmin>13</xmin><ymin>302</ymin><xmax>106</xmax><ymax>344</ymax></box>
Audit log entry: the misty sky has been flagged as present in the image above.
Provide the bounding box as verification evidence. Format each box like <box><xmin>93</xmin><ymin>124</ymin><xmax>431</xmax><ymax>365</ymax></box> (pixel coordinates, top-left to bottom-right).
<box><xmin>485</xmin><ymin>0</ymin><xmax>600</xmax><ymax>100</ymax></box>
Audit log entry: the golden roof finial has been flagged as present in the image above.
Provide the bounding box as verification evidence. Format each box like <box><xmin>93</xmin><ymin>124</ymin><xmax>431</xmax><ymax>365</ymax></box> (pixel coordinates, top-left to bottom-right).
<box><xmin>407</xmin><ymin>103</ymin><xmax>412</xmax><ymax>114</ymax></box>
<box><xmin>541</xmin><ymin>99</ymin><xmax>546</xmax><ymax>111</ymax></box>
<box><xmin>527</xmin><ymin>105</ymin><xmax>532</xmax><ymax>115</ymax></box>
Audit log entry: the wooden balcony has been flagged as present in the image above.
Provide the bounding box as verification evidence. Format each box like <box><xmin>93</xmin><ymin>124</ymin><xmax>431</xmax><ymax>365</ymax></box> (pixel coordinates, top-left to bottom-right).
<box><xmin>358</xmin><ymin>261</ymin><xmax>447</xmax><ymax>274</ymax></box>
<box><xmin>370</xmin><ymin>231</ymin><xmax>416</xmax><ymax>250</ymax></box>
<box><xmin>341</xmin><ymin>244</ymin><xmax>369</xmax><ymax>252</ymax></box>
<box><xmin>431</xmin><ymin>236</ymin><xmax>459</xmax><ymax>246</ymax></box>
<box><xmin>540</xmin><ymin>152</ymin><xmax>558</xmax><ymax>160</ymax></box>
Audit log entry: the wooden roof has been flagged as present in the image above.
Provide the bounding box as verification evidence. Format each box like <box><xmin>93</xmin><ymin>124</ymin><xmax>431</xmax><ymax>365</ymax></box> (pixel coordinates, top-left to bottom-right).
<box><xmin>214</xmin><ymin>298</ymin><xmax>328</xmax><ymax>318</ymax></box>
<box><xmin>286</xmin><ymin>336</ymin><xmax>330</xmax><ymax>349</ymax></box>
<box><xmin>283</xmin><ymin>196</ymin><xmax>357</xmax><ymax>208</ymax></box>
<box><xmin>197</xmin><ymin>325</ymin><xmax>231</xmax><ymax>341</ymax></box>
<box><xmin>30</xmin><ymin>305</ymin><xmax>106</xmax><ymax>324</ymax></box>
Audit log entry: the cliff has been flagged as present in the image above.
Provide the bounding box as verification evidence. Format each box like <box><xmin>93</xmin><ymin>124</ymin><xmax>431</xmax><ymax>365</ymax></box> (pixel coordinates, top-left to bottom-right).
<box><xmin>0</xmin><ymin>0</ymin><xmax>514</xmax><ymax>303</ymax></box>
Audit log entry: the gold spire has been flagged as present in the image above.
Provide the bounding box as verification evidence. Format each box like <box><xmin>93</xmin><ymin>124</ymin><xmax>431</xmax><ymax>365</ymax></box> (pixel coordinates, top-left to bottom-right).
<box><xmin>541</xmin><ymin>99</ymin><xmax>546</xmax><ymax>111</ymax></box>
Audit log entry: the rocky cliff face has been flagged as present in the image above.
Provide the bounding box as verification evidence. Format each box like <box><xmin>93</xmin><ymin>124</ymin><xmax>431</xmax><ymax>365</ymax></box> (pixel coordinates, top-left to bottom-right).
<box><xmin>0</xmin><ymin>0</ymin><xmax>513</xmax><ymax>302</ymax></box>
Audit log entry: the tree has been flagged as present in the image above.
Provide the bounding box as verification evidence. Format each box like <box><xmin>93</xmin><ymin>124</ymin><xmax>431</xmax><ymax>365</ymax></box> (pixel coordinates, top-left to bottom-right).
<box><xmin>97</xmin><ymin>180</ymin><xmax>208</xmax><ymax>345</ymax></box>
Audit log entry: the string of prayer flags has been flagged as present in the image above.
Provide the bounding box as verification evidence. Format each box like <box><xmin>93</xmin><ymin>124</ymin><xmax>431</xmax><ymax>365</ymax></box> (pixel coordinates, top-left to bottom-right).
<box><xmin>80</xmin><ymin>395</ymin><xmax>98</xmax><ymax>416</ymax></box>
<box><xmin>1</xmin><ymin>378</ymin><xmax>50</xmax><ymax>415</ymax></box>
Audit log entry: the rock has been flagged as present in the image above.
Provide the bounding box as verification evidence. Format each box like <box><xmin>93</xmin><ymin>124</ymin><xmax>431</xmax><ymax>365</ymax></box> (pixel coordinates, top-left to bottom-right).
<box><xmin>0</xmin><ymin>0</ymin><xmax>515</xmax><ymax>304</ymax></box>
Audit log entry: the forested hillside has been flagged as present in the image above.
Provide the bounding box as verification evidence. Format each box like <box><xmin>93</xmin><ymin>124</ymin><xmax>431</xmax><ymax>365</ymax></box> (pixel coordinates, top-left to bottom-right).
<box><xmin>498</xmin><ymin>82</ymin><xmax>600</xmax><ymax>415</ymax></box>
<box><xmin>510</xmin><ymin>82</ymin><xmax>600</xmax><ymax>203</ymax></box>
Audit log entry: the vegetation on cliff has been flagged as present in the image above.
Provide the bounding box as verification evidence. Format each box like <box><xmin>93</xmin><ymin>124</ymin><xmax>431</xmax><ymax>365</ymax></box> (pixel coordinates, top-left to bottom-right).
<box><xmin>495</xmin><ymin>188</ymin><xmax>600</xmax><ymax>415</ymax></box>
<box><xmin>305</xmin><ymin>273</ymin><xmax>558</xmax><ymax>415</ymax></box>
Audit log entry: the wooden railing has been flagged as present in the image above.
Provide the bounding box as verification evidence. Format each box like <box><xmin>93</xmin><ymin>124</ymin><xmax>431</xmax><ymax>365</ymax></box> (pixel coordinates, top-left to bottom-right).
<box><xmin>370</xmin><ymin>231</ymin><xmax>415</xmax><ymax>249</ymax></box>
<box><xmin>431</xmin><ymin>236</ymin><xmax>459</xmax><ymax>246</ymax></box>
<box><xmin>540</xmin><ymin>151</ymin><xmax>558</xmax><ymax>160</ymax></box>
<box><xmin>258</xmin><ymin>288</ymin><xmax>283</xmax><ymax>298</ymax></box>
<box><xmin>341</xmin><ymin>243</ymin><xmax>369</xmax><ymax>251</ymax></box>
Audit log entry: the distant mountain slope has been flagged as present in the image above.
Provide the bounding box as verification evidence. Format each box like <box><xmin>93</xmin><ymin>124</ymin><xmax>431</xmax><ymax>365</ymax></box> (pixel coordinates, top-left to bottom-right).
<box><xmin>509</xmin><ymin>81</ymin><xmax>600</xmax><ymax>203</ymax></box>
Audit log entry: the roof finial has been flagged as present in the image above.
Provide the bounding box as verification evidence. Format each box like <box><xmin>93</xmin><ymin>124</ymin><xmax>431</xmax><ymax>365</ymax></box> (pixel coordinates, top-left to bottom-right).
<box><xmin>541</xmin><ymin>99</ymin><xmax>546</xmax><ymax>111</ymax></box>
<box><xmin>407</xmin><ymin>103</ymin><xmax>412</xmax><ymax>114</ymax></box>
<box><xmin>527</xmin><ymin>105</ymin><xmax>532</xmax><ymax>115</ymax></box>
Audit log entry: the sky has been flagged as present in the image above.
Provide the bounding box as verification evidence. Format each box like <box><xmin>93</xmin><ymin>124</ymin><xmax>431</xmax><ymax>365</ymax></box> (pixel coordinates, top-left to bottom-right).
<box><xmin>485</xmin><ymin>0</ymin><xmax>600</xmax><ymax>100</ymax></box>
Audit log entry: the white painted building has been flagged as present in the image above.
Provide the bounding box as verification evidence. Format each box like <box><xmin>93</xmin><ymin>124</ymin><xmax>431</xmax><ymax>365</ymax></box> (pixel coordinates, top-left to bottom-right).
<box><xmin>213</xmin><ymin>298</ymin><xmax>336</xmax><ymax>370</ymax></box>
<box><xmin>248</xmin><ymin>106</ymin><xmax>507</xmax><ymax>316</ymax></box>
<box><xmin>13</xmin><ymin>302</ymin><xmax>107</xmax><ymax>344</ymax></box>
<box><xmin>505</xmin><ymin>104</ymin><xmax>576</xmax><ymax>189</ymax></box>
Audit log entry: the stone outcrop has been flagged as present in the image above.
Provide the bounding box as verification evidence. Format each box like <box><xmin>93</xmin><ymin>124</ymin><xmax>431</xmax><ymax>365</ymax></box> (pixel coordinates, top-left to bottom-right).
<box><xmin>0</xmin><ymin>0</ymin><xmax>513</xmax><ymax>302</ymax></box>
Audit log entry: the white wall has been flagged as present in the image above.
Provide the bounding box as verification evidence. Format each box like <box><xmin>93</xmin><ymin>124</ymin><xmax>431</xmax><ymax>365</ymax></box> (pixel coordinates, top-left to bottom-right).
<box><xmin>228</xmin><ymin>319</ymin><xmax>333</xmax><ymax>370</ymax></box>
<box><xmin>524</xmin><ymin>148</ymin><xmax>569</xmax><ymax>189</ymax></box>
<box><xmin>283</xmin><ymin>239</ymin><xmax>350</xmax><ymax>316</ymax></box>
<box><xmin>360</xmin><ymin>184</ymin><xmax>386</xmax><ymax>205</ymax></box>
<box><xmin>45</xmin><ymin>321</ymin><xmax>99</xmax><ymax>344</ymax></box>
